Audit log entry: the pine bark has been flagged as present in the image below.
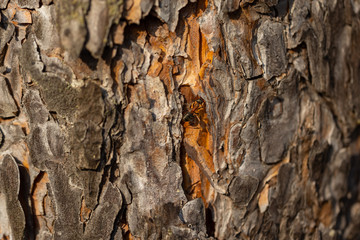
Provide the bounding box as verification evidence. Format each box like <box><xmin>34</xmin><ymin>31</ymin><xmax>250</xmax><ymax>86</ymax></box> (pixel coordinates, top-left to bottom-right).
<box><xmin>1</xmin><ymin>0</ymin><xmax>360</xmax><ymax>239</ymax></box>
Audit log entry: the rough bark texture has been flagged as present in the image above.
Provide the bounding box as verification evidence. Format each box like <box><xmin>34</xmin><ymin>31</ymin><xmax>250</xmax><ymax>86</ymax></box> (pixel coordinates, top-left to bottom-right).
<box><xmin>1</xmin><ymin>0</ymin><xmax>360</xmax><ymax>239</ymax></box>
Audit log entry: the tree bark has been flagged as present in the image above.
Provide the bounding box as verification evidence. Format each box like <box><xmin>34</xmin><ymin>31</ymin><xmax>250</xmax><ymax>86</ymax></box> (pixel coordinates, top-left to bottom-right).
<box><xmin>1</xmin><ymin>0</ymin><xmax>360</xmax><ymax>239</ymax></box>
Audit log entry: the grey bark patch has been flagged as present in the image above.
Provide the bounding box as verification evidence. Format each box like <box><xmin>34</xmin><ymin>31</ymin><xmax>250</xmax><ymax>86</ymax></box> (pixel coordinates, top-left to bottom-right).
<box><xmin>42</xmin><ymin>0</ymin><xmax>53</xmax><ymax>5</ymax></box>
<box><xmin>0</xmin><ymin>76</ymin><xmax>18</xmax><ymax>118</ymax></box>
<box><xmin>330</xmin><ymin>149</ymin><xmax>349</xmax><ymax>201</ymax></box>
<box><xmin>256</xmin><ymin>19</ymin><xmax>287</xmax><ymax>80</ymax></box>
<box><xmin>0</xmin><ymin>154</ymin><xmax>26</xmax><ymax>240</ymax></box>
<box><xmin>286</xmin><ymin>0</ymin><xmax>310</xmax><ymax>48</ymax></box>
<box><xmin>71</xmin><ymin>81</ymin><xmax>105</xmax><ymax>170</ymax></box>
<box><xmin>224</xmin><ymin>21</ymin><xmax>263</xmax><ymax>79</ymax></box>
<box><xmin>33</xmin><ymin>5</ymin><xmax>61</xmax><ymax>51</ymax></box>
<box><xmin>308</xmin><ymin>140</ymin><xmax>331</xmax><ymax>183</ymax></box>
<box><xmin>47</xmin><ymin>163</ymin><xmax>83</xmax><ymax>240</ymax></box>
<box><xmin>20</xmin><ymin>34</ymin><xmax>44</xmax><ymax>77</ymax></box>
<box><xmin>77</xmin><ymin>81</ymin><xmax>105</xmax><ymax>124</ymax></box>
<box><xmin>84</xmin><ymin>182</ymin><xmax>122</xmax><ymax>239</ymax></box>
<box><xmin>21</xmin><ymin>35</ymin><xmax>80</xmax><ymax>118</ymax></box>
<box><xmin>141</xmin><ymin>0</ymin><xmax>155</xmax><ymax>16</ymax></box>
<box><xmin>344</xmin><ymin>202</ymin><xmax>360</xmax><ymax>239</ymax></box>
<box><xmin>15</xmin><ymin>0</ymin><xmax>39</xmax><ymax>9</ymax></box>
<box><xmin>78</xmin><ymin>171</ymin><xmax>103</xmax><ymax>209</ymax></box>
<box><xmin>0</xmin><ymin>17</ymin><xmax>14</xmax><ymax>54</ymax></box>
<box><xmin>28</xmin><ymin>122</ymin><xmax>64</xmax><ymax>170</ymax></box>
<box><xmin>0</xmin><ymin>124</ymin><xmax>25</xmax><ymax>152</ymax></box>
<box><xmin>258</xmin><ymin>73</ymin><xmax>299</xmax><ymax>164</ymax></box>
<box><xmin>23</xmin><ymin>89</ymin><xmax>49</xmax><ymax>124</ymax></box>
<box><xmin>276</xmin><ymin>163</ymin><xmax>295</xmax><ymax>205</ymax></box>
<box><xmin>0</xmin><ymin>0</ymin><xmax>9</xmax><ymax>8</ymax></box>
<box><xmin>35</xmin><ymin>75</ymin><xmax>79</xmax><ymax>118</ymax></box>
<box><xmin>23</xmin><ymin>35</ymin><xmax>106</xmax><ymax>170</ymax></box>
<box><xmin>229</xmin><ymin>123</ymin><xmax>243</xmax><ymax>164</ymax></box>
<box><xmin>154</xmin><ymin>0</ymin><xmax>188</xmax><ymax>32</ymax></box>
<box><xmin>251</xmin><ymin>2</ymin><xmax>272</xmax><ymax>14</ymax></box>
<box><xmin>229</xmin><ymin>175</ymin><xmax>259</xmax><ymax>206</ymax></box>
<box><xmin>241</xmin><ymin>210</ymin><xmax>259</xmax><ymax>236</ymax></box>
<box><xmin>258</xmin><ymin>97</ymin><xmax>288</xmax><ymax>164</ymax></box>
<box><xmin>71</xmin><ymin>121</ymin><xmax>103</xmax><ymax>169</ymax></box>
<box><xmin>225</xmin><ymin>0</ymin><xmax>241</xmax><ymax>13</ymax></box>
<box><xmin>180</xmin><ymin>198</ymin><xmax>207</xmax><ymax>234</ymax></box>
<box><xmin>46</xmin><ymin>123</ymin><xmax>65</xmax><ymax>158</ymax></box>
<box><xmin>85</xmin><ymin>0</ymin><xmax>109</xmax><ymax>58</ymax></box>
<box><xmin>198</xmin><ymin>6</ymin><xmax>221</xmax><ymax>52</ymax></box>
<box><xmin>264</xmin><ymin>0</ymin><xmax>278</xmax><ymax>7</ymax></box>
<box><xmin>56</xmin><ymin>0</ymin><xmax>88</xmax><ymax>58</ymax></box>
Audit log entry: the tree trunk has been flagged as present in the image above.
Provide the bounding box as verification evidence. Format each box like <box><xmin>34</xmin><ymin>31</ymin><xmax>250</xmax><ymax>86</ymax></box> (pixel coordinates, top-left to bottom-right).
<box><xmin>1</xmin><ymin>0</ymin><xmax>360</xmax><ymax>239</ymax></box>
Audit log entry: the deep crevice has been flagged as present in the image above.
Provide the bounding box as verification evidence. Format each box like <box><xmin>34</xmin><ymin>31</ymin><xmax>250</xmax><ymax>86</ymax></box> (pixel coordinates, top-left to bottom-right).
<box><xmin>118</xmin><ymin>203</ymin><xmax>131</xmax><ymax>240</ymax></box>
<box><xmin>0</xmin><ymin>127</ymin><xmax>4</xmax><ymax>148</ymax></box>
<box><xmin>205</xmin><ymin>204</ymin><xmax>215</xmax><ymax>237</ymax></box>
<box><xmin>228</xmin><ymin>8</ymin><xmax>242</xmax><ymax>20</ymax></box>
<box><xmin>109</xmin><ymin>208</ymin><xmax>124</xmax><ymax>240</ymax></box>
<box><xmin>79</xmin><ymin>48</ymin><xmax>98</xmax><ymax>71</ymax></box>
<box><xmin>17</xmin><ymin>162</ymin><xmax>35</xmax><ymax>240</ymax></box>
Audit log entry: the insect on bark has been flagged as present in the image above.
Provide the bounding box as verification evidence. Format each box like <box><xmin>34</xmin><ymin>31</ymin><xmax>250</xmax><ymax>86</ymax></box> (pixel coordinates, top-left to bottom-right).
<box><xmin>182</xmin><ymin>98</ymin><xmax>205</xmax><ymax>127</ymax></box>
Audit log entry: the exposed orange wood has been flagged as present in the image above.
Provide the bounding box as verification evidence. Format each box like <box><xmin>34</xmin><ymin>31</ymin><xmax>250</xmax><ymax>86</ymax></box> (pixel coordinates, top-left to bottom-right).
<box><xmin>80</xmin><ymin>198</ymin><xmax>92</xmax><ymax>223</ymax></box>
<box><xmin>21</xmin><ymin>143</ymin><xmax>30</xmax><ymax>170</ymax></box>
<box><xmin>258</xmin><ymin>183</ymin><xmax>269</xmax><ymax>213</ymax></box>
<box><xmin>147</xmin><ymin>60</ymin><xmax>163</xmax><ymax>77</ymax></box>
<box><xmin>318</xmin><ymin>201</ymin><xmax>333</xmax><ymax>227</ymax></box>
<box><xmin>31</xmin><ymin>172</ymin><xmax>55</xmax><ymax>233</ymax></box>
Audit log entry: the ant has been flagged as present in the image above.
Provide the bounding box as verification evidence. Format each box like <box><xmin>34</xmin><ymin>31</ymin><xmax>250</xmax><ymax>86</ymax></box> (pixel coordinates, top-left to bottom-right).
<box><xmin>182</xmin><ymin>98</ymin><xmax>205</xmax><ymax>126</ymax></box>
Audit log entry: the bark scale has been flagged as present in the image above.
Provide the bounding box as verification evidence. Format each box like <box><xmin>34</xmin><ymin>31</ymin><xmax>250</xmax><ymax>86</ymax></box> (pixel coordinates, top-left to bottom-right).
<box><xmin>0</xmin><ymin>0</ymin><xmax>360</xmax><ymax>239</ymax></box>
